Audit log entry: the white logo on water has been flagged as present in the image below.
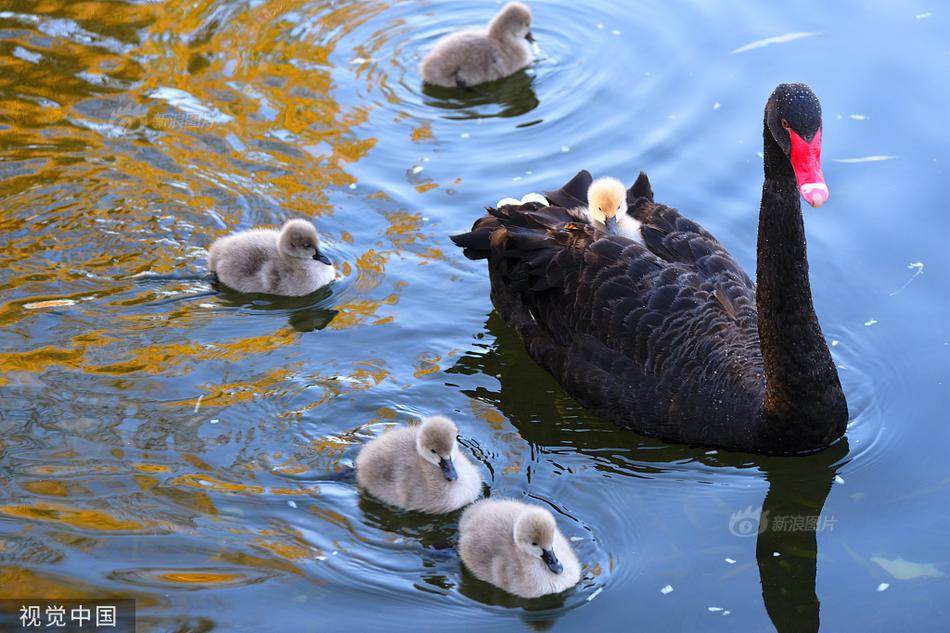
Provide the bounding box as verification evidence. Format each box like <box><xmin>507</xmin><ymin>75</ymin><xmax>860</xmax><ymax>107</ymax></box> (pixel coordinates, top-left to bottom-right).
<box><xmin>728</xmin><ymin>505</ymin><xmax>769</xmax><ymax>537</ymax></box>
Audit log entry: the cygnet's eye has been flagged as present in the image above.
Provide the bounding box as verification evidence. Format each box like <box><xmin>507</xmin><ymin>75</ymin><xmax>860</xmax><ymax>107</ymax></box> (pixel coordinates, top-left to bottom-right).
<box><xmin>531</xmin><ymin>541</ymin><xmax>538</xmax><ymax>547</ymax></box>
<box><xmin>430</xmin><ymin>449</ymin><xmax>436</xmax><ymax>454</ymax></box>
<box><xmin>597</xmin><ymin>207</ymin><xmax>602</xmax><ymax>212</ymax></box>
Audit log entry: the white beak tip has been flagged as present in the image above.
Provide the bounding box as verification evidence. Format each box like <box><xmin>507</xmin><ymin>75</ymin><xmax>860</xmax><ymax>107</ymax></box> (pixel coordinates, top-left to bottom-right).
<box><xmin>800</xmin><ymin>182</ymin><xmax>829</xmax><ymax>208</ymax></box>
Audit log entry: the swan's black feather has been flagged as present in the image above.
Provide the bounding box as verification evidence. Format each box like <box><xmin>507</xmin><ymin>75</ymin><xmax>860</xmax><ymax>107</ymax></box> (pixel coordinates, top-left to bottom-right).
<box><xmin>455</xmin><ymin>173</ymin><xmax>770</xmax><ymax>451</ymax></box>
<box><xmin>544</xmin><ymin>169</ymin><xmax>592</xmax><ymax>209</ymax></box>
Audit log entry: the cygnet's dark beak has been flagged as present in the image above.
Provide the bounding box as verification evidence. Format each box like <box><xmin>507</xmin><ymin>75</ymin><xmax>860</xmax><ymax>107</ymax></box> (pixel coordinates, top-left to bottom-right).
<box><xmin>525</xmin><ymin>31</ymin><xmax>535</xmax><ymax>43</ymax></box>
<box><xmin>541</xmin><ymin>548</ymin><xmax>562</xmax><ymax>574</ymax></box>
<box><xmin>604</xmin><ymin>214</ymin><xmax>620</xmax><ymax>235</ymax></box>
<box><xmin>439</xmin><ymin>456</ymin><xmax>457</xmax><ymax>482</ymax></box>
<box><xmin>313</xmin><ymin>249</ymin><xmax>332</xmax><ymax>265</ymax></box>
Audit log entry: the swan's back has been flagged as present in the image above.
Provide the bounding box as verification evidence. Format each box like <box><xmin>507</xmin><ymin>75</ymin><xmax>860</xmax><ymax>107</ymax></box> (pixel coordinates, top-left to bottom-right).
<box><xmin>451</xmin><ymin>171</ymin><xmax>770</xmax><ymax>449</ymax></box>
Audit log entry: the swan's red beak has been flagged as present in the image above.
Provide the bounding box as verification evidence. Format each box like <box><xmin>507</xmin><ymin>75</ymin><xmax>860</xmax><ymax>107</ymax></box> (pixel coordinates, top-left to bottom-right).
<box><xmin>788</xmin><ymin>128</ymin><xmax>828</xmax><ymax>208</ymax></box>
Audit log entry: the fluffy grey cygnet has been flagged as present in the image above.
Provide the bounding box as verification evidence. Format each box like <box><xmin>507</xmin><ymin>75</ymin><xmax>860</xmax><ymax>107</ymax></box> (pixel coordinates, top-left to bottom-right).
<box><xmin>458</xmin><ymin>499</ymin><xmax>581</xmax><ymax>598</ymax></box>
<box><xmin>355</xmin><ymin>416</ymin><xmax>482</xmax><ymax>513</ymax></box>
<box><xmin>420</xmin><ymin>2</ymin><xmax>534</xmax><ymax>88</ymax></box>
<box><xmin>207</xmin><ymin>219</ymin><xmax>335</xmax><ymax>296</ymax></box>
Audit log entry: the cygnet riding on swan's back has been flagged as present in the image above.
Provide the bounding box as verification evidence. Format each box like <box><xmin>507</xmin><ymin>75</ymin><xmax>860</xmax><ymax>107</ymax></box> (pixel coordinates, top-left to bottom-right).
<box><xmin>355</xmin><ymin>416</ymin><xmax>482</xmax><ymax>513</ymax></box>
<box><xmin>420</xmin><ymin>2</ymin><xmax>534</xmax><ymax>88</ymax></box>
<box><xmin>583</xmin><ymin>176</ymin><xmax>643</xmax><ymax>241</ymax></box>
<box><xmin>459</xmin><ymin>499</ymin><xmax>581</xmax><ymax>598</ymax></box>
<box><xmin>496</xmin><ymin>176</ymin><xmax>643</xmax><ymax>241</ymax></box>
<box><xmin>208</xmin><ymin>219</ymin><xmax>334</xmax><ymax>296</ymax></box>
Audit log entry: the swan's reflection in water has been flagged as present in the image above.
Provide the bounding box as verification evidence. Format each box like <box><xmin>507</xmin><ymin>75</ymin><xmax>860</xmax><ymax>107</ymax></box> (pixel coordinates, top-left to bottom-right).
<box><xmin>450</xmin><ymin>312</ymin><xmax>847</xmax><ymax>633</ymax></box>
<box><xmin>212</xmin><ymin>285</ymin><xmax>338</xmax><ymax>333</ymax></box>
<box><xmin>755</xmin><ymin>440</ymin><xmax>847</xmax><ymax>633</ymax></box>
<box><xmin>357</xmin><ymin>494</ymin><xmax>461</xmax><ymax>551</ymax></box>
<box><xmin>457</xmin><ymin>563</ymin><xmax>565</xmax><ymax>631</ymax></box>
<box><xmin>421</xmin><ymin>70</ymin><xmax>540</xmax><ymax>120</ymax></box>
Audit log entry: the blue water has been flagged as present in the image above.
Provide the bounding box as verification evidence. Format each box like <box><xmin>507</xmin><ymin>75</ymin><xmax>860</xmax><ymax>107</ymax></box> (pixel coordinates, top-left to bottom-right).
<box><xmin>0</xmin><ymin>0</ymin><xmax>947</xmax><ymax>631</ymax></box>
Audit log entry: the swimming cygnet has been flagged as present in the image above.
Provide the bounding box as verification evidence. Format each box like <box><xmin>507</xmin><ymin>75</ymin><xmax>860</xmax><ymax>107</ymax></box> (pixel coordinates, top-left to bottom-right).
<box><xmin>420</xmin><ymin>2</ymin><xmax>535</xmax><ymax>88</ymax></box>
<box><xmin>585</xmin><ymin>177</ymin><xmax>643</xmax><ymax>241</ymax></box>
<box><xmin>207</xmin><ymin>219</ymin><xmax>335</xmax><ymax>296</ymax></box>
<box><xmin>459</xmin><ymin>499</ymin><xmax>581</xmax><ymax>598</ymax></box>
<box><xmin>355</xmin><ymin>416</ymin><xmax>482</xmax><ymax>513</ymax></box>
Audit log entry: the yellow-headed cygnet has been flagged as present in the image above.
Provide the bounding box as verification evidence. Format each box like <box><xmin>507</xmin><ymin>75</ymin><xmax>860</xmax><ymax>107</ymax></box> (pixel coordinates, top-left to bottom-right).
<box><xmin>586</xmin><ymin>177</ymin><xmax>642</xmax><ymax>241</ymax></box>
<box><xmin>355</xmin><ymin>416</ymin><xmax>482</xmax><ymax>513</ymax></box>
<box><xmin>459</xmin><ymin>499</ymin><xmax>581</xmax><ymax>598</ymax></box>
<box><xmin>208</xmin><ymin>219</ymin><xmax>335</xmax><ymax>296</ymax></box>
<box><xmin>420</xmin><ymin>2</ymin><xmax>535</xmax><ymax>88</ymax></box>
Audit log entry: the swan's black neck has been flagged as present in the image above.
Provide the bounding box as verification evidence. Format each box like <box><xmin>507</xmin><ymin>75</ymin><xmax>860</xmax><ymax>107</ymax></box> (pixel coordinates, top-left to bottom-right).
<box><xmin>755</xmin><ymin>119</ymin><xmax>847</xmax><ymax>452</ymax></box>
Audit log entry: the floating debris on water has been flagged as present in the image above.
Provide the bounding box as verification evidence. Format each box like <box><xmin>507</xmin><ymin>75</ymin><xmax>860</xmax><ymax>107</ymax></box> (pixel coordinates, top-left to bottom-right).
<box><xmin>915</xmin><ymin>12</ymin><xmax>932</xmax><ymax>19</ymax></box>
<box><xmin>725</xmin><ymin>558</ymin><xmax>736</xmax><ymax>564</ymax></box>
<box><xmin>731</xmin><ymin>32</ymin><xmax>819</xmax><ymax>54</ymax></box>
<box><xmin>24</xmin><ymin>299</ymin><xmax>76</xmax><ymax>310</ymax></box>
<box><xmin>890</xmin><ymin>261</ymin><xmax>924</xmax><ymax>296</ymax></box>
<box><xmin>835</xmin><ymin>475</ymin><xmax>845</xmax><ymax>484</ymax></box>
<box><xmin>288</xmin><ymin>500</ymin><xmax>297</xmax><ymax>508</ymax></box>
<box><xmin>877</xmin><ymin>582</ymin><xmax>890</xmax><ymax>592</ymax></box>
<box><xmin>849</xmin><ymin>114</ymin><xmax>867</xmax><ymax>120</ymax></box>
<box><xmin>872</xmin><ymin>555</ymin><xmax>945</xmax><ymax>580</ymax></box>
<box><xmin>587</xmin><ymin>587</ymin><xmax>604</xmax><ymax>601</ymax></box>
<box><xmin>834</xmin><ymin>155</ymin><xmax>899</xmax><ymax>163</ymax></box>
<box><xmin>708</xmin><ymin>607</ymin><xmax>723</xmax><ymax>612</ymax></box>
<box><xmin>193</xmin><ymin>395</ymin><xmax>203</xmax><ymax>413</ymax></box>
<box><xmin>660</xmin><ymin>584</ymin><xmax>674</xmax><ymax>594</ymax></box>
<box><xmin>865</xmin><ymin>319</ymin><xmax>878</xmax><ymax>327</ymax></box>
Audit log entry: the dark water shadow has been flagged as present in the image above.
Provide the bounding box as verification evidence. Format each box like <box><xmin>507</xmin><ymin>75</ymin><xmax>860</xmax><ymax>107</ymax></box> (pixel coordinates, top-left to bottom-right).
<box><xmin>754</xmin><ymin>440</ymin><xmax>848</xmax><ymax>633</ymax></box>
<box><xmin>357</xmin><ymin>493</ymin><xmax>463</xmax><ymax>552</ymax></box>
<box><xmin>457</xmin><ymin>563</ymin><xmax>567</xmax><ymax>631</ymax></box>
<box><xmin>449</xmin><ymin>311</ymin><xmax>849</xmax><ymax>633</ymax></box>
<box><xmin>212</xmin><ymin>283</ymin><xmax>338</xmax><ymax>333</ymax></box>
<box><xmin>421</xmin><ymin>70</ymin><xmax>540</xmax><ymax>120</ymax></box>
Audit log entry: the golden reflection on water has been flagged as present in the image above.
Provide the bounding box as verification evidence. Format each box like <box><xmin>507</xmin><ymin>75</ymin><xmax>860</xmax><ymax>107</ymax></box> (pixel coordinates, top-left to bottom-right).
<box><xmin>0</xmin><ymin>503</ymin><xmax>153</xmax><ymax>532</ymax></box>
<box><xmin>0</xmin><ymin>0</ymin><xmax>455</xmax><ymax>608</ymax></box>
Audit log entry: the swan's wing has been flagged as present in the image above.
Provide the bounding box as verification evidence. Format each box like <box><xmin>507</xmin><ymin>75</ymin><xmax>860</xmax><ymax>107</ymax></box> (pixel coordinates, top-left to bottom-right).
<box><xmin>627</xmin><ymin>172</ymin><xmax>755</xmax><ymax>290</ymax></box>
<box><xmin>451</xmin><ymin>195</ymin><xmax>763</xmax><ymax>440</ymax></box>
<box><xmin>544</xmin><ymin>169</ymin><xmax>592</xmax><ymax>209</ymax></box>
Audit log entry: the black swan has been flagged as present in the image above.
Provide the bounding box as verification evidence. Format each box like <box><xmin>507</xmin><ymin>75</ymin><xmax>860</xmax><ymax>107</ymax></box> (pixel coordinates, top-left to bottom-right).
<box><xmin>451</xmin><ymin>83</ymin><xmax>847</xmax><ymax>455</ymax></box>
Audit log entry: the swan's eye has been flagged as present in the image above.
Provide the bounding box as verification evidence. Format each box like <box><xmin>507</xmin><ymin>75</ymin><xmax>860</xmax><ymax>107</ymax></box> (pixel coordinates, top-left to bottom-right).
<box><xmin>781</xmin><ymin>118</ymin><xmax>791</xmax><ymax>130</ymax></box>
